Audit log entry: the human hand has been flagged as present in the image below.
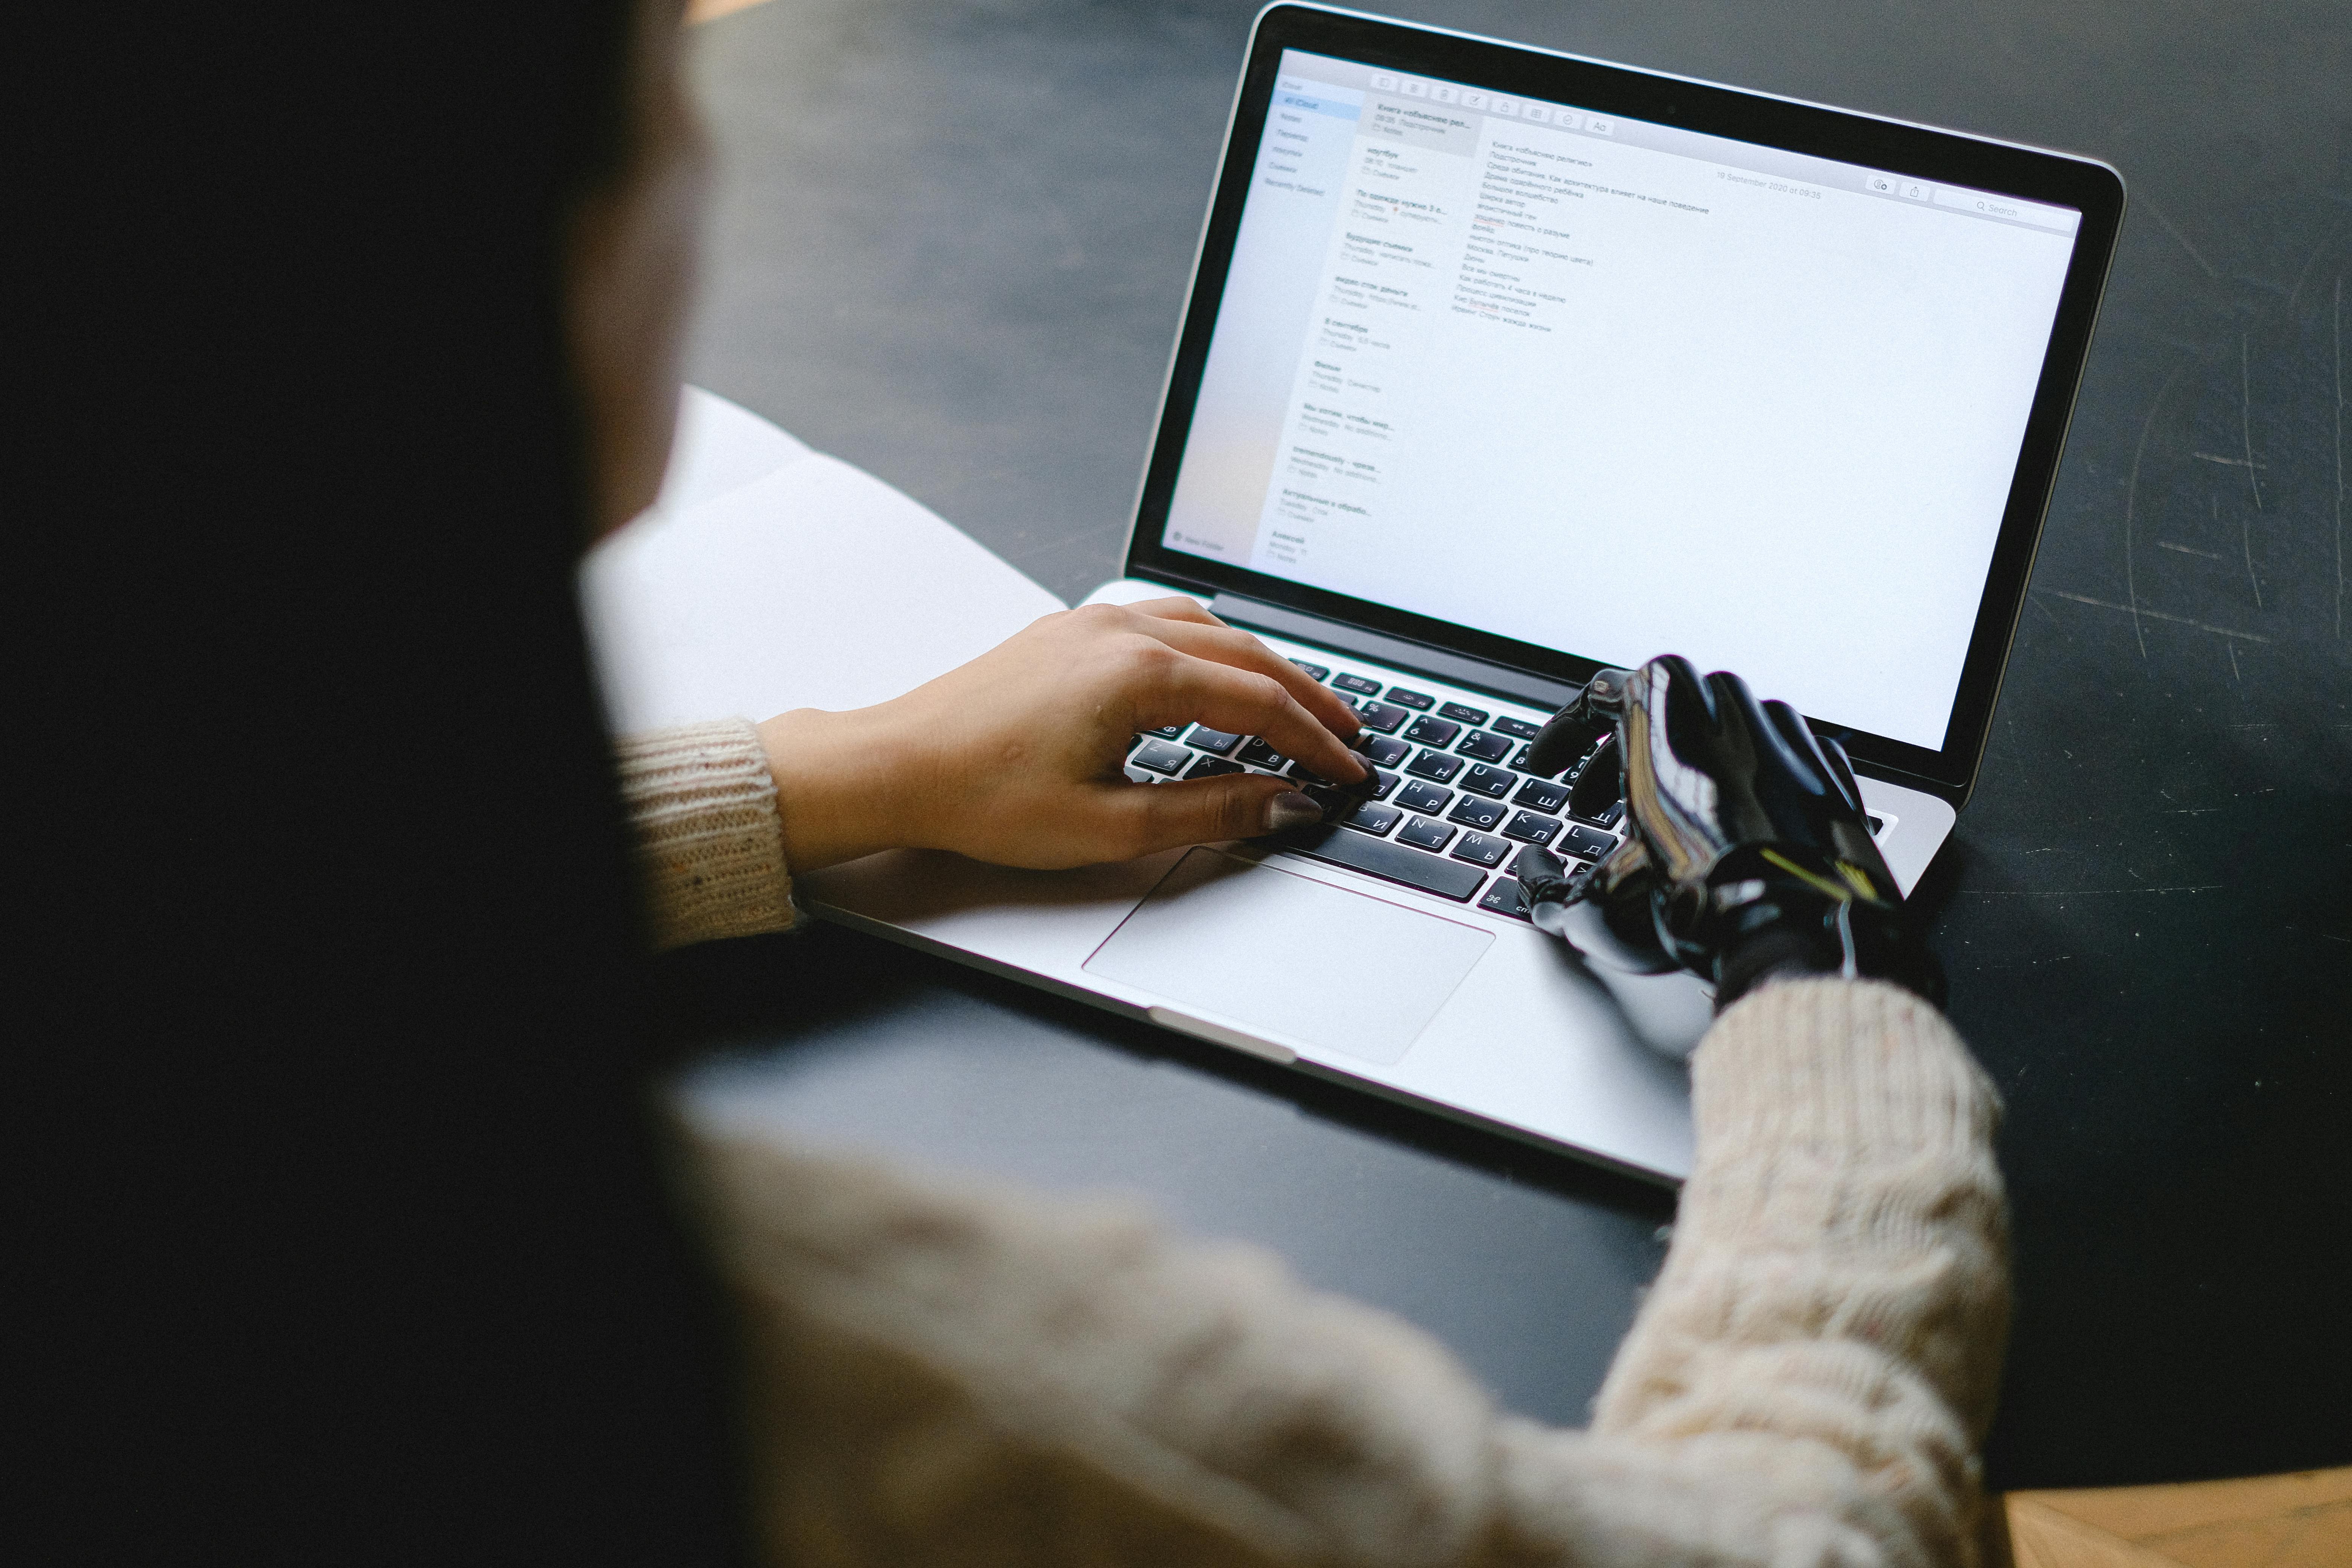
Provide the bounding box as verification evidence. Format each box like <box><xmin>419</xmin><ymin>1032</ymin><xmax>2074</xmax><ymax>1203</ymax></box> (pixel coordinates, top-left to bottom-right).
<box><xmin>755</xmin><ymin>597</ymin><xmax>1367</xmax><ymax>873</ymax></box>
<box><xmin>1515</xmin><ymin>655</ymin><xmax>1941</xmax><ymax>1008</ymax></box>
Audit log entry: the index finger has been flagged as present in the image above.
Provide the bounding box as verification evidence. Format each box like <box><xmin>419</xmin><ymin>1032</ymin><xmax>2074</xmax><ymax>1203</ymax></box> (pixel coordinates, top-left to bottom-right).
<box><xmin>1137</xmin><ymin>654</ymin><xmax>1367</xmax><ymax>783</ymax></box>
<box><xmin>1137</xmin><ymin>618</ymin><xmax>1365</xmax><ymax>743</ymax></box>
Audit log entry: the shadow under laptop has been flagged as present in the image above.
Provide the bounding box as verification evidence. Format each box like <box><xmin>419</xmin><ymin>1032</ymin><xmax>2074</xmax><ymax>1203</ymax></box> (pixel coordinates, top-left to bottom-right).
<box><xmin>651</xmin><ymin>917</ymin><xmax>1675</xmax><ymax>1428</ymax></box>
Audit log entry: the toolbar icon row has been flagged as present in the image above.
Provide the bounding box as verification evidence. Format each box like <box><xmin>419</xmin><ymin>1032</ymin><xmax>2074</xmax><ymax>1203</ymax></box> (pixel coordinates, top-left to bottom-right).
<box><xmin>1369</xmin><ymin>73</ymin><xmax>1610</xmax><ymax>134</ymax></box>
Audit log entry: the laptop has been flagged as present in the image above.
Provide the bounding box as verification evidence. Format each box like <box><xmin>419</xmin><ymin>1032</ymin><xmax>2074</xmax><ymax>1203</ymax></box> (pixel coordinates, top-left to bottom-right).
<box><xmin>797</xmin><ymin>2</ymin><xmax>2124</xmax><ymax>1182</ymax></box>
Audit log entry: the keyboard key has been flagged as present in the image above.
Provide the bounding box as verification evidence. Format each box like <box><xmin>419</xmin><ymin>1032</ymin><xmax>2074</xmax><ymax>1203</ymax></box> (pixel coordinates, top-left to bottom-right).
<box><xmin>1289</xmin><ymin>659</ymin><xmax>1331</xmax><ymax>681</ymax></box>
<box><xmin>1459</xmin><ymin>764</ymin><xmax>1515</xmax><ymax>798</ymax></box>
<box><xmin>1304</xmin><ymin>762</ymin><xmax>1396</xmax><ymax>798</ymax></box>
<box><xmin>1355</xmin><ymin>700</ymin><xmax>1409</xmax><ymax>733</ymax></box>
<box><xmin>1445</xmin><ymin>796</ymin><xmax>1507</xmax><ymax>831</ymax></box>
<box><xmin>1237</xmin><ymin>738</ymin><xmax>1288</xmax><ymax>769</ymax></box>
<box><xmin>1402</xmin><ymin>715</ymin><xmax>1461</xmax><ymax>747</ymax></box>
<box><xmin>1511</xmin><ymin>776</ymin><xmax>1571</xmax><ymax>813</ymax></box>
<box><xmin>1510</xmin><ymin>743</ymin><xmax>1543</xmax><ymax>773</ymax></box>
<box><xmin>1404</xmin><ymin>749</ymin><xmax>1463</xmax><ymax>783</ymax></box>
<box><xmin>1332</xmin><ymin>672</ymin><xmax>1382</xmax><ymax>696</ymax></box>
<box><xmin>1341</xmin><ymin>801</ymin><xmax>1402</xmax><ymax>836</ymax></box>
<box><xmin>1562</xmin><ymin>824</ymin><xmax>1618</xmax><ymax>860</ymax></box>
<box><xmin>1397</xmin><ymin>815</ymin><xmax>1457</xmax><ymax>851</ymax></box>
<box><xmin>1286</xmin><ymin>755</ymin><xmax>1377</xmax><ymax>788</ymax></box>
<box><xmin>1358</xmin><ymin>734</ymin><xmax>1410</xmax><ymax>767</ymax></box>
<box><xmin>1185</xmin><ymin>725</ymin><xmax>1243</xmax><ymax>756</ymax></box>
<box><xmin>1491</xmin><ymin>715</ymin><xmax>1540</xmax><ymax>741</ymax></box>
<box><xmin>1867</xmin><ymin>814</ymin><xmax>1885</xmax><ymax>836</ymax></box>
<box><xmin>1455</xmin><ymin>729</ymin><xmax>1513</xmax><ymax>764</ymax></box>
<box><xmin>1289</xmin><ymin>757</ymin><xmax>1364</xmax><ymax>790</ymax></box>
<box><xmin>1439</xmin><ymin>701</ymin><xmax>1490</xmax><ymax>726</ymax></box>
<box><xmin>1570</xmin><ymin>800</ymin><xmax>1625</xmax><ymax>830</ymax></box>
<box><xmin>1384</xmin><ymin>686</ymin><xmax>1435</xmax><ymax>710</ymax></box>
<box><xmin>1479</xmin><ymin>878</ymin><xmax>1531</xmax><ymax>920</ymax></box>
<box><xmin>1452</xmin><ymin>831</ymin><xmax>1510</xmax><ymax>868</ymax></box>
<box><xmin>1184</xmin><ymin>755</ymin><xmax>1245</xmax><ymax>779</ymax></box>
<box><xmin>1143</xmin><ymin>724</ymin><xmax>1186</xmax><ymax>740</ymax></box>
<box><xmin>1274</xmin><ymin>823</ymin><xmax>1487</xmax><ymax>901</ymax></box>
<box><xmin>1394</xmin><ymin>779</ymin><xmax>1452</xmax><ymax>815</ymax></box>
<box><xmin>1129</xmin><ymin>739</ymin><xmax>1189</xmax><ymax>775</ymax></box>
<box><xmin>1501</xmin><ymin>810</ymin><xmax>1563</xmax><ymax>846</ymax></box>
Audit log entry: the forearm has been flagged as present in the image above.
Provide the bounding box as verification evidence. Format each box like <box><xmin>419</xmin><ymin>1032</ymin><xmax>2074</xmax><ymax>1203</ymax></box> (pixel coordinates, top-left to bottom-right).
<box><xmin>684</xmin><ymin>981</ymin><xmax>2006</xmax><ymax>1568</ymax></box>
<box><xmin>687</xmin><ymin>1131</ymin><xmax>1505</xmax><ymax>1566</ymax></box>
<box><xmin>1576</xmin><ymin>977</ymin><xmax>2010</xmax><ymax>1563</ymax></box>
<box><xmin>677</xmin><ymin>963</ymin><xmax>2005</xmax><ymax>1568</ymax></box>
<box><xmin>615</xmin><ymin>718</ymin><xmax>798</xmax><ymax>949</ymax></box>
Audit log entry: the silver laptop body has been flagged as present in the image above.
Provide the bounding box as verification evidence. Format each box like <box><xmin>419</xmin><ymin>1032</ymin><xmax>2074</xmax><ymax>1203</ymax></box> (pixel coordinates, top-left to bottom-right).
<box><xmin>799</xmin><ymin>4</ymin><xmax>2124</xmax><ymax>1182</ymax></box>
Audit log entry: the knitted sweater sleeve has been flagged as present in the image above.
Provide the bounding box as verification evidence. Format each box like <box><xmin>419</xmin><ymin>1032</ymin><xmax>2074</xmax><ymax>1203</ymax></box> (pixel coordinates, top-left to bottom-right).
<box><xmin>614</xmin><ymin>718</ymin><xmax>797</xmax><ymax>949</ymax></box>
<box><xmin>686</xmin><ymin>977</ymin><xmax>2009</xmax><ymax>1568</ymax></box>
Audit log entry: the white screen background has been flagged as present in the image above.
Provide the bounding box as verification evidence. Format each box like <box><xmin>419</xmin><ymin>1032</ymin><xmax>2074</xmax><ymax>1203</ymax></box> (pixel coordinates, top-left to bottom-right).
<box><xmin>1164</xmin><ymin>52</ymin><xmax>2079</xmax><ymax>751</ymax></box>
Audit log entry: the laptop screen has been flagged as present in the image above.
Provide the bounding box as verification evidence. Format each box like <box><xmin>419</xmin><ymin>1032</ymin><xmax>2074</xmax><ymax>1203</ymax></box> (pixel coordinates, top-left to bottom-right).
<box><xmin>1156</xmin><ymin>47</ymin><xmax>2083</xmax><ymax>753</ymax></box>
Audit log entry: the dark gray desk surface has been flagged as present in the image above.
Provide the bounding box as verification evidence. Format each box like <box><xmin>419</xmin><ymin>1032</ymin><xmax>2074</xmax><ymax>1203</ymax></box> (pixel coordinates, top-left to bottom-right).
<box><xmin>668</xmin><ymin>0</ymin><xmax>2351</xmax><ymax>1487</ymax></box>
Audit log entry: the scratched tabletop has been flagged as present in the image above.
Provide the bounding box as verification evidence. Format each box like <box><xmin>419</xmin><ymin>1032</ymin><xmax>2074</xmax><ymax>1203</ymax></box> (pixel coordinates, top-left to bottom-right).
<box><xmin>673</xmin><ymin>0</ymin><xmax>2350</xmax><ymax>1485</ymax></box>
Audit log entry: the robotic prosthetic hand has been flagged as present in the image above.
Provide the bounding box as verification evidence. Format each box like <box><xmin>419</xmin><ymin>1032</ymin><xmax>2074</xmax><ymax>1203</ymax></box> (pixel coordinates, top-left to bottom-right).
<box><xmin>1514</xmin><ymin>655</ymin><xmax>1943</xmax><ymax>1011</ymax></box>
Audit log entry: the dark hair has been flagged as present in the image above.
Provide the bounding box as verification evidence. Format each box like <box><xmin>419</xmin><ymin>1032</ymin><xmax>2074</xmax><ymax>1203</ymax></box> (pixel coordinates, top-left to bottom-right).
<box><xmin>14</xmin><ymin>4</ymin><xmax>748</xmax><ymax>1559</ymax></box>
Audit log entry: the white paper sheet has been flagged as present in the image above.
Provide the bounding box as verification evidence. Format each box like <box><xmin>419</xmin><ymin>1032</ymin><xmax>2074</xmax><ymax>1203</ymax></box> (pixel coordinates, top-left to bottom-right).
<box><xmin>580</xmin><ymin>388</ymin><xmax>1066</xmax><ymax>733</ymax></box>
<box><xmin>648</xmin><ymin>384</ymin><xmax>812</xmax><ymax>516</ymax></box>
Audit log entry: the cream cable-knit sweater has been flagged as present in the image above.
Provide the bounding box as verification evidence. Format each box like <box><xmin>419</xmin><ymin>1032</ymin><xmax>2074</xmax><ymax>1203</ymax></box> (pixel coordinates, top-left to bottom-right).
<box><xmin>619</xmin><ymin>720</ymin><xmax>2011</xmax><ymax>1568</ymax></box>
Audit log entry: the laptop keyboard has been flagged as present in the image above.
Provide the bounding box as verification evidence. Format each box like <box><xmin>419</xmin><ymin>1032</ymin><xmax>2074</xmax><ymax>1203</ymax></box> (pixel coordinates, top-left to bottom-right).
<box><xmin>1122</xmin><ymin>646</ymin><xmax>1626</xmax><ymax>917</ymax></box>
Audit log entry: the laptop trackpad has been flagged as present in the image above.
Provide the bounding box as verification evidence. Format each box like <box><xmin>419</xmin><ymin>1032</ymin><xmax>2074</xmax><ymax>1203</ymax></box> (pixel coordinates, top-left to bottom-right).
<box><xmin>1082</xmin><ymin>847</ymin><xmax>1492</xmax><ymax>1066</ymax></box>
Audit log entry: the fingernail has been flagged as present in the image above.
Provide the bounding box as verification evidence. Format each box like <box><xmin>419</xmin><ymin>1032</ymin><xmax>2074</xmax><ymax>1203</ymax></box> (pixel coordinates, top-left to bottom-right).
<box><xmin>1263</xmin><ymin>791</ymin><xmax>1324</xmax><ymax>834</ymax></box>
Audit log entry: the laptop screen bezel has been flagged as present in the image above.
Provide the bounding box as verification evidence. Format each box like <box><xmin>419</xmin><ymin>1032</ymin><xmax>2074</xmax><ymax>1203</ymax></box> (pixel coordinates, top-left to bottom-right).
<box><xmin>1121</xmin><ymin>2</ymin><xmax>2124</xmax><ymax>804</ymax></box>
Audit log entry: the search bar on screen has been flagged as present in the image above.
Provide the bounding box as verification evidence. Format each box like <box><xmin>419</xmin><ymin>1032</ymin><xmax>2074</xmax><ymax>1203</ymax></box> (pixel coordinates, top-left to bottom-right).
<box><xmin>1933</xmin><ymin>185</ymin><xmax>2079</xmax><ymax>234</ymax></box>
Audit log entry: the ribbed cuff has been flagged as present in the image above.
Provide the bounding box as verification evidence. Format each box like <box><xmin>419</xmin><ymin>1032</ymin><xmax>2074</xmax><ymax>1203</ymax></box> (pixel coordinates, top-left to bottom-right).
<box><xmin>614</xmin><ymin>718</ymin><xmax>796</xmax><ymax>951</ymax></box>
<box><xmin>1593</xmin><ymin>977</ymin><xmax>2012</xmax><ymax>1449</ymax></box>
<box><xmin>1696</xmin><ymin>977</ymin><xmax>1999</xmax><ymax>1165</ymax></box>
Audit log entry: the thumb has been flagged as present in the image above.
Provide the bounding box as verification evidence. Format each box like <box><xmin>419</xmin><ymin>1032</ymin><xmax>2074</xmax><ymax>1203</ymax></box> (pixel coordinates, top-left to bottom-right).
<box><xmin>1105</xmin><ymin>774</ymin><xmax>1326</xmax><ymax>857</ymax></box>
